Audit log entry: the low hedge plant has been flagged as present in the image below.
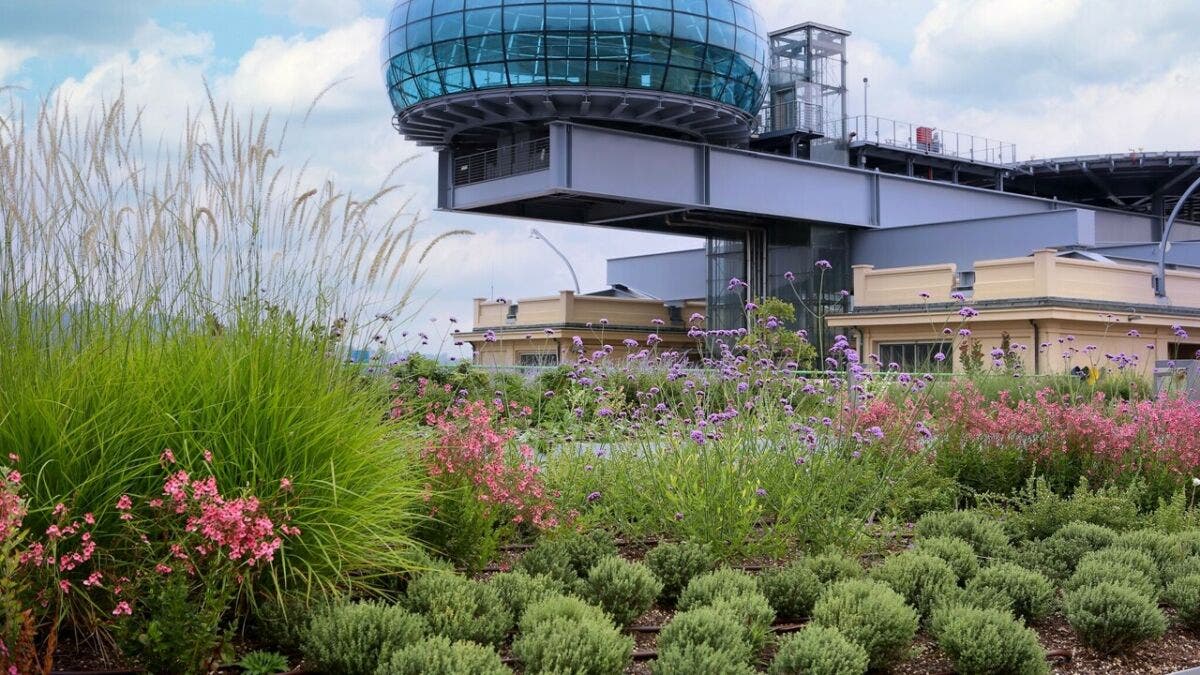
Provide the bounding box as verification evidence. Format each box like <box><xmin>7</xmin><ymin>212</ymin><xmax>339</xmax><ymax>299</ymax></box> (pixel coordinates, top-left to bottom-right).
<box><xmin>931</xmin><ymin>605</ymin><xmax>1049</xmax><ymax>675</ymax></box>
<box><xmin>811</xmin><ymin>579</ymin><xmax>918</xmax><ymax>670</ymax></box>
<box><xmin>768</xmin><ymin>624</ymin><xmax>869</xmax><ymax>675</ymax></box>
<box><xmin>302</xmin><ymin>601</ymin><xmax>428</xmax><ymax>675</ymax></box>
<box><xmin>583</xmin><ymin>556</ymin><xmax>663</xmax><ymax>626</ymax></box>
<box><xmin>757</xmin><ymin>561</ymin><xmax>823</xmax><ymax>620</ymax></box>
<box><xmin>644</xmin><ymin>541</ymin><xmax>716</xmax><ymax>604</ymax></box>
<box><xmin>1064</xmin><ymin>582</ymin><xmax>1167</xmax><ymax>653</ymax></box>
<box><xmin>963</xmin><ymin>562</ymin><xmax>1055</xmax><ymax>622</ymax></box>
<box><xmin>403</xmin><ymin>572</ymin><xmax>512</xmax><ymax>647</ymax></box>
<box><xmin>375</xmin><ymin>636</ymin><xmax>509</xmax><ymax>675</ymax></box>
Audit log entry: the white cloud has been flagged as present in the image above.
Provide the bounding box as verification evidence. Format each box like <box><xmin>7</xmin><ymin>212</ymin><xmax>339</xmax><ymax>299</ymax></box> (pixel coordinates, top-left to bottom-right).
<box><xmin>0</xmin><ymin>42</ymin><xmax>33</xmax><ymax>82</ymax></box>
<box><xmin>263</xmin><ymin>0</ymin><xmax>365</xmax><ymax>29</ymax></box>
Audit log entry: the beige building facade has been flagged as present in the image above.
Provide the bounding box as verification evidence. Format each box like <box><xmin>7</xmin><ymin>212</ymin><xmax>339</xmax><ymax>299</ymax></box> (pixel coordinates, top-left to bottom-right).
<box><xmin>828</xmin><ymin>249</ymin><xmax>1200</xmax><ymax>375</ymax></box>
<box><xmin>460</xmin><ymin>291</ymin><xmax>706</xmax><ymax>367</ymax></box>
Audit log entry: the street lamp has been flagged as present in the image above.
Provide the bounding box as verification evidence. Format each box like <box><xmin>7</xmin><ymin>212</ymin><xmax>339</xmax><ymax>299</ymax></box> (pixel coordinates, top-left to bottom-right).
<box><xmin>530</xmin><ymin>227</ymin><xmax>581</xmax><ymax>294</ymax></box>
<box><xmin>1155</xmin><ymin>174</ymin><xmax>1200</xmax><ymax>298</ymax></box>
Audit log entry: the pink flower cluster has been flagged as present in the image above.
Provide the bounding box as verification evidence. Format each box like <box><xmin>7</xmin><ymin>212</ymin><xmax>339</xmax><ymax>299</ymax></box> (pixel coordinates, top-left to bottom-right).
<box><xmin>424</xmin><ymin>400</ymin><xmax>557</xmax><ymax>529</ymax></box>
<box><xmin>148</xmin><ymin>462</ymin><xmax>298</xmax><ymax>567</ymax></box>
<box><xmin>0</xmin><ymin>468</ymin><xmax>24</xmax><ymax>545</ymax></box>
<box><xmin>937</xmin><ymin>384</ymin><xmax>1200</xmax><ymax>474</ymax></box>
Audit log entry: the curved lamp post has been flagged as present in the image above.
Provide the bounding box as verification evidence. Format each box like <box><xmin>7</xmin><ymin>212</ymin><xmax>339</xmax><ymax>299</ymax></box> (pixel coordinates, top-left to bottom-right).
<box><xmin>1155</xmin><ymin>175</ymin><xmax>1200</xmax><ymax>298</ymax></box>
<box><xmin>530</xmin><ymin>227</ymin><xmax>581</xmax><ymax>294</ymax></box>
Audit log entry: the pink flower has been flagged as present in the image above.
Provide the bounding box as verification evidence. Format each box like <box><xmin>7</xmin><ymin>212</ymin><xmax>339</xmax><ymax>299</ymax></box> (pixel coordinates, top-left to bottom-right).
<box><xmin>6</xmin><ymin>453</ymin><xmax>17</xmax><ymax>463</ymax></box>
<box><xmin>83</xmin><ymin>512</ymin><xmax>95</xmax><ymax>525</ymax></box>
<box><xmin>160</xmin><ymin>449</ymin><xmax>176</xmax><ymax>464</ymax></box>
<box><xmin>155</xmin><ymin>563</ymin><xmax>173</xmax><ymax>575</ymax></box>
<box><xmin>116</xmin><ymin>494</ymin><xmax>133</xmax><ymax>510</ymax></box>
<box><xmin>5</xmin><ymin>471</ymin><xmax>20</xmax><ymax>484</ymax></box>
<box><xmin>83</xmin><ymin>571</ymin><xmax>103</xmax><ymax>588</ymax></box>
<box><xmin>112</xmin><ymin>601</ymin><xmax>132</xmax><ymax>616</ymax></box>
<box><xmin>58</xmin><ymin>580</ymin><xmax>70</xmax><ymax>593</ymax></box>
<box><xmin>279</xmin><ymin>477</ymin><xmax>293</xmax><ymax>492</ymax></box>
<box><xmin>202</xmin><ymin>450</ymin><xmax>213</xmax><ymax>463</ymax></box>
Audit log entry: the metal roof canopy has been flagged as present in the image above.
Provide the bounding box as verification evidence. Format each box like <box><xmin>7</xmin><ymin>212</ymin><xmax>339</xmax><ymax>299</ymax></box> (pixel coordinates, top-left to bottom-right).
<box><xmin>1005</xmin><ymin>151</ymin><xmax>1200</xmax><ymax>219</ymax></box>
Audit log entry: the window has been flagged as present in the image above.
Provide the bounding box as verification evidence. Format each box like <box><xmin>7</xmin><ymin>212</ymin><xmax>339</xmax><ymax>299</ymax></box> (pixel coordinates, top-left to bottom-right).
<box><xmin>519</xmin><ymin>352</ymin><xmax>559</xmax><ymax>367</ymax></box>
<box><xmin>878</xmin><ymin>342</ymin><xmax>952</xmax><ymax>372</ymax></box>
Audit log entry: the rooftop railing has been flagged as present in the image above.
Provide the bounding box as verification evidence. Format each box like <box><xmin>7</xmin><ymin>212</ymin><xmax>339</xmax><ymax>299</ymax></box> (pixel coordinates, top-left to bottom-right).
<box><xmin>755</xmin><ymin>100</ymin><xmax>825</xmax><ymax>136</ymax></box>
<box><xmin>840</xmin><ymin>115</ymin><xmax>1017</xmax><ymax>166</ymax></box>
<box><xmin>452</xmin><ymin>136</ymin><xmax>551</xmax><ymax>187</ymax></box>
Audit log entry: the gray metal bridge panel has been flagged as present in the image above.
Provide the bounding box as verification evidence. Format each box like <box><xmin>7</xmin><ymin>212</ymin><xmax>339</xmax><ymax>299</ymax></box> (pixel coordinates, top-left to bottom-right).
<box><xmin>440</xmin><ymin>122</ymin><xmax>1161</xmax><ymax>236</ymax></box>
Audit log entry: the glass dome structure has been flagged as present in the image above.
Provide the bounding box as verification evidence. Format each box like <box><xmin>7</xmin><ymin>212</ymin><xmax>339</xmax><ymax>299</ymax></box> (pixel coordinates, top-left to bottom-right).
<box><xmin>382</xmin><ymin>0</ymin><xmax>770</xmax><ymax>145</ymax></box>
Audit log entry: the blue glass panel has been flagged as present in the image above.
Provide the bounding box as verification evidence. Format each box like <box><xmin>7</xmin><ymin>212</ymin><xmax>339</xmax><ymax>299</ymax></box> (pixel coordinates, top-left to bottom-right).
<box><xmin>731</xmin><ymin>0</ymin><xmax>755</xmax><ymax>29</ymax></box>
<box><xmin>506</xmin><ymin>32</ymin><xmax>544</xmax><ymax>58</ymax></box>
<box><xmin>546</xmin><ymin>3</ymin><xmax>590</xmax><ymax>31</ymax></box>
<box><xmin>408</xmin><ymin>44</ymin><xmax>438</xmax><ymax>73</ymax></box>
<box><xmin>409</xmin><ymin>0</ymin><xmax>435</xmax><ymax>20</ymax></box>
<box><xmin>432</xmin><ymin>12</ymin><xmax>464</xmax><ymax>40</ymax></box>
<box><xmin>433</xmin><ymin>0</ymin><xmax>465</xmax><ymax>13</ymax></box>
<box><xmin>434</xmin><ymin>39</ymin><xmax>469</xmax><ymax>67</ymax></box>
<box><xmin>464</xmin><ymin>8</ymin><xmax>502</xmax><ymax>35</ymax></box>
<box><xmin>633</xmin><ymin>0</ymin><xmax>672</xmax><ymax>8</ymax></box>
<box><xmin>467</xmin><ymin>34</ymin><xmax>506</xmax><ymax>62</ymax></box>
<box><xmin>630</xmin><ymin>34</ymin><xmax>670</xmax><ymax>63</ymax></box>
<box><xmin>590</xmin><ymin>4</ymin><xmax>630</xmax><ymax>33</ymax></box>
<box><xmin>440</xmin><ymin>66</ymin><xmax>473</xmax><ymax>92</ymax></box>
<box><xmin>627</xmin><ymin>62</ymin><xmax>665</xmax><ymax>89</ymax></box>
<box><xmin>506</xmin><ymin>59</ymin><xmax>546</xmax><ymax>84</ymax></box>
<box><xmin>670</xmin><ymin>39</ymin><xmax>706</xmax><ymax>69</ymax></box>
<box><xmin>504</xmin><ymin>4</ymin><xmax>544</xmax><ymax>31</ymax></box>
<box><xmin>407</xmin><ymin>18</ymin><xmax>432</xmax><ymax>47</ymax></box>
<box><xmin>547</xmin><ymin>58</ymin><xmax>586</xmax><ymax>84</ymax></box>
<box><xmin>399</xmin><ymin>77</ymin><xmax>422</xmax><ymax>103</ymax></box>
<box><xmin>414</xmin><ymin>71</ymin><xmax>444</xmax><ymax>98</ymax></box>
<box><xmin>673</xmin><ymin>11</ymin><xmax>705</xmax><ymax>42</ymax></box>
<box><xmin>631</xmin><ymin>8</ymin><xmax>671</xmax><ymax>36</ymax></box>
<box><xmin>707</xmin><ymin>19</ymin><xmax>734</xmax><ymax>50</ymax></box>
<box><xmin>675</xmin><ymin>0</ymin><xmax>708</xmax><ymax>16</ymax></box>
<box><xmin>707</xmin><ymin>0</ymin><xmax>734</xmax><ymax>23</ymax></box>
<box><xmin>472</xmin><ymin>62</ymin><xmax>509</xmax><ymax>87</ymax></box>
<box><xmin>735</xmin><ymin>26</ymin><xmax>756</xmax><ymax>57</ymax></box>
<box><xmin>464</xmin><ymin>0</ymin><xmax>500</xmax><ymax>7</ymax></box>
<box><xmin>545</xmin><ymin>32</ymin><xmax>589</xmax><ymax>59</ymax></box>
<box><xmin>706</xmin><ymin>45</ymin><xmax>735</xmax><ymax>76</ymax></box>
<box><xmin>588</xmin><ymin>58</ymin><xmax>628</xmax><ymax>87</ymax></box>
<box><xmin>664</xmin><ymin>66</ymin><xmax>700</xmax><ymax>95</ymax></box>
<box><xmin>590</xmin><ymin>34</ymin><xmax>628</xmax><ymax>59</ymax></box>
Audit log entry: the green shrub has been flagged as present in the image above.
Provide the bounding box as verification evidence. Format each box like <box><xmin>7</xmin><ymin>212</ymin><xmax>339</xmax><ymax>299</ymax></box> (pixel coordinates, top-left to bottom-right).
<box><xmin>932</xmin><ymin>606</ymin><xmax>1049</xmax><ymax>675</ymax></box>
<box><xmin>915</xmin><ymin>511</ymin><xmax>1011</xmax><ymax>561</ymax></box>
<box><xmin>1113</xmin><ymin>529</ymin><xmax>1186</xmax><ymax>574</ymax></box>
<box><xmin>1164</xmin><ymin>556</ymin><xmax>1200</xmax><ymax>585</ymax></box>
<box><xmin>583</xmin><ymin>556</ymin><xmax>663</xmax><ymax>626</ymax></box>
<box><xmin>811</xmin><ymin>579</ymin><xmax>919</xmax><ymax>670</ymax></box>
<box><xmin>1066</xmin><ymin>548</ymin><xmax>1160</xmax><ymax>599</ymax></box>
<box><xmin>963</xmin><ymin>563</ymin><xmax>1055</xmax><ymax>622</ymax></box>
<box><xmin>769</xmin><ymin>624</ymin><xmax>869</xmax><ymax>675</ymax></box>
<box><xmin>1025</xmin><ymin>521</ymin><xmax>1116</xmax><ymax>581</ymax></box>
<box><xmin>303</xmin><ymin>601</ymin><xmax>428</xmax><ymax>675</ymax></box>
<box><xmin>251</xmin><ymin>594</ymin><xmax>311</xmax><ymax>654</ymax></box>
<box><xmin>520</xmin><ymin>594</ymin><xmax>609</xmax><ymax>629</ymax></box>
<box><xmin>404</xmin><ymin>572</ymin><xmax>512</xmax><ymax>647</ymax></box>
<box><xmin>758</xmin><ymin>561</ymin><xmax>823</xmax><ymax>619</ymax></box>
<box><xmin>653</xmin><ymin>643</ymin><xmax>757</xmax><ymax>675</ymax></box>
<box><xmin>802</xmin><ymin>552</ymin><xmax>864</xmax><ymax>584</ymax></box>
<box><xmin>513</xmin><ymin>596</ymin><xmax>634</xmax><ymax>675</ymax></box>
<box><xmin>111</xmin><ymin>574</ymin><xmax>231</xmax><ymax>675</ymax></box>
<box><xmin>870</xmin><ymin>552</ymin><xmax>958</xmax><ymax>620</ymax></box>
<box><xmin>1004</xmin><ymin>477</ymin><xmax>1142</xmax><ymax>541</ymax></box>
<box><xmin>678</xmin><ymin>568</ymin><xmax>760</xmax><ymax>611</ymax></box>
<box><xmin>709</xmin><ymin>593</ymin><xmax>776</xmax><ymax>652</ymax></box>
<box><xmin>1171</xmin><ymin>530</ymin><xmax>1200</xmax><ymax>557</ymax></box>
<box><xmin>517</xmin><ymin>538</ymin><xmax>577</xmax><ymax>587</ymax></box>
<box><xmin>489</xmin><ymin>571</ymin><xmax>564</xmax><ymax>620</ymax></box>
<box><xmin>1164</xmin><ymin>573</ymin><xmax>1200</xmax><ymax>630</ymax></box>
<box><xmin>238</xmin><ymin>651</ymin><xmax>291</xmax><ymax>675</ymax></box>
<box><xmin>518</xmin><ymin>530</ymin><xmax>617</xmax><ymax>587</ymax></box>
<box><xmin>1064</xmin><ymin>582</ymin><xmax>1167</xmax><ymax>653</ymax></box>
<box><xmin>914</xmin><ymin>536</ymin><xmax>980</xmax><ymax>584</ymax></box>
<box><xmin>644</xmin><ymin>541</ymin><xmax>716</xmax><ymax>604</ymax></box>
<box><xmin>656</xmin><ymin>607</ymin><xmax>753</xmax><ymax>667</ymax></box>
<box><xmin>375</xmin><ymin>636</ymin><xmax>509</xmax><ymax>675</ymax></box>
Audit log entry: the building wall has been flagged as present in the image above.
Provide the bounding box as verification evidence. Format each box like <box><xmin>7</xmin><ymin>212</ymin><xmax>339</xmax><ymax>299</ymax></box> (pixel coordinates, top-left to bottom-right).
<box><xmin>833</xmin><ymin>248</ymin><xmax>1200</xmax><ymax>375</ymax></box>
<box><xmin>607</xmin><ymin>248</ymin><xmax>707</xmax><ymax>302</ymax></box>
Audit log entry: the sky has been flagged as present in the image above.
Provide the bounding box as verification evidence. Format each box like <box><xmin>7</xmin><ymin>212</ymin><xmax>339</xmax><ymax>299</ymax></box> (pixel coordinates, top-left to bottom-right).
<box><xmin>3</xmin><ymin>0</ymin><xmax>1200</xmax><ymax>351</ymax></box>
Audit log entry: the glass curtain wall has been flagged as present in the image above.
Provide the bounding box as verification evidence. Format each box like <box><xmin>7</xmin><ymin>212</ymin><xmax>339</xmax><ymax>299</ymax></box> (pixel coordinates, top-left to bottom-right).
<box><xmin>383</xmin><ymin>0</ymin><xmax>770</xmax><ymax>115</ymax></box>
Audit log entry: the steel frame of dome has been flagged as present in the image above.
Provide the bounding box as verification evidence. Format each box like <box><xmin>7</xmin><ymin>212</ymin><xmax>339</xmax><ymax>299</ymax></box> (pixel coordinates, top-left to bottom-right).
<box><xmin>383</xmin><ymin>0</ymin><xmax>770</xmax><ymax>146</ymax></box>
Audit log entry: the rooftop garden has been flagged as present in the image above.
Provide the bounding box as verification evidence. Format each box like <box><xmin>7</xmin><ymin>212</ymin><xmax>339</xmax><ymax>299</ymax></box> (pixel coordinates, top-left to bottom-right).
<box><xmin>3</xmin><ymin>95</ymin><xmax>1200</xmax><ymax>675</ymax></box>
